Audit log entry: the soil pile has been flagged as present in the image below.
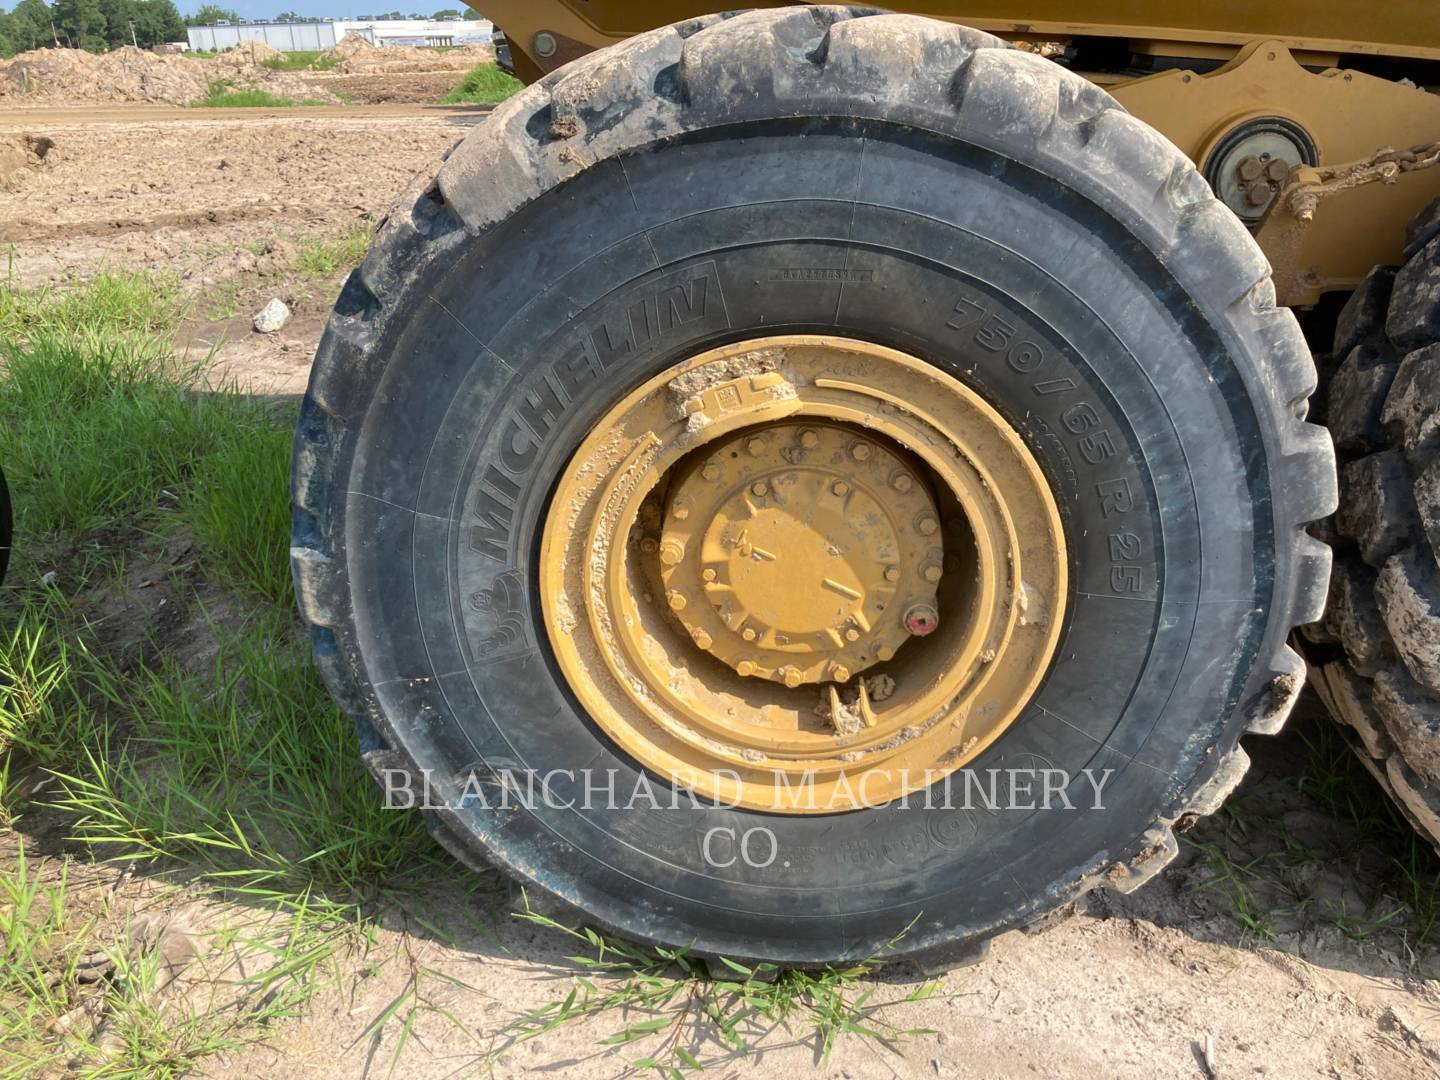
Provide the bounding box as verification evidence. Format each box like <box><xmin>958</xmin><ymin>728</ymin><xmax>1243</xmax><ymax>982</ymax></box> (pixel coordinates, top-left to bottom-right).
<box><xmin>0</xmin><ymin>46</ymin><xmax>337</xmax><ymax>105</ymax></box>
<box><xmin>215</xmin><ymin>40</ymin><xmax>286</xmax><ymax>67</ymax></box>
<box><xmin>321</xmin><ymin>33</ymin><xmax>493</xmax><ymax>74</ymax></box>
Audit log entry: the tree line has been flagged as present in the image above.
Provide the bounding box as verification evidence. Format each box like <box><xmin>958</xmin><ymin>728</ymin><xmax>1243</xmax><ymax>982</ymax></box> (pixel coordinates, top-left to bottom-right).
<box><xmin>0</xmin><ymin>0</ymin><xmax>187</xmax><ymax>54</ymax></box>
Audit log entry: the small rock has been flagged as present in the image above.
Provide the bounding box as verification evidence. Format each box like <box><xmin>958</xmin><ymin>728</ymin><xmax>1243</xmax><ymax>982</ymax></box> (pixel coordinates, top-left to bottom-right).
<box><xmin>40</xmin><ymin>569</ymin><xmax>58</xmax><ymax>587</ymax></box>
<box><xmin>253</xmin><ymin>298</ymin><xmax>291</xmax><ymax>334</ymax></box>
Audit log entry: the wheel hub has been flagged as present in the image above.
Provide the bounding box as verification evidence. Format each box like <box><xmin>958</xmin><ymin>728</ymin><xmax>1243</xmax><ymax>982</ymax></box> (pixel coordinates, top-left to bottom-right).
<box><xmin>660</xmin><ymin>422</ymin><xmax>940</xmax><ymax>686</ymax></box>
<box><xmin>538</xmin><ymin>336</ymin><xmax>1067</xmax><ymax>812</ymax></box>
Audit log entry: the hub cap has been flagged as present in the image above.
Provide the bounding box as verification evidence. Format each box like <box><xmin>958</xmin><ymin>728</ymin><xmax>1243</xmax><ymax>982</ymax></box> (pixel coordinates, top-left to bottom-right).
<box><xmin>539</xmin><ymin>336</ymin><xmax>1066</xmax><ymax>812</ymax></box>
<box><xmin>659</xmin><ymin>421</ymin><xmax>941</xmax><ymax>687</ymax></box>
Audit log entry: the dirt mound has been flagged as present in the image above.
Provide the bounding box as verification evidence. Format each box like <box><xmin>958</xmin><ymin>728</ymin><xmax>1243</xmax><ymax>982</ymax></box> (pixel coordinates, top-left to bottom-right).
<box><xmin>215</xmin><ymin>40</ymin><xmax>285</xmax><ymax>67</ymax></box>
<box><xmin>320</xmin><ymin>34</ymin><xmax>493</xmax><ymax>75</ymax></box>
<box><xmin>0</xmin><ymin>133</ymin><xmax>54</xmax><ymax>190</ymax></box>
<box><xmin>0</xmin><ymin>46</ymin><xmax>337</xmax><ymax>106</ymax></box>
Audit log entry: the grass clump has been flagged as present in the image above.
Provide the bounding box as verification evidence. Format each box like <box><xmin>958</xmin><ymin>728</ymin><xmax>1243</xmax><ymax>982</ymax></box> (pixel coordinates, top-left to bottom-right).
<box><xmin>440</xmin><ymin>62</ymin><xmax>522</xmax><ymax>105</ymax></box>
<box><xmin>193</xmin><ymin>81</ymin><xmax>328</xmax><ymax>109</ymax></box>
<box><xmin>501</xmin><ymin>904</ymin><xmax>942</xmax><ymax>1072</ymax></box>
<box><xmin>295</xmin><ymin>221</ymin><xmax>373</xmax><ymax>278</ymax></box>
<box><xmin>261</xmin><ymin>49</ymin><xmax>339</xmax><ymax>72</ymax></box>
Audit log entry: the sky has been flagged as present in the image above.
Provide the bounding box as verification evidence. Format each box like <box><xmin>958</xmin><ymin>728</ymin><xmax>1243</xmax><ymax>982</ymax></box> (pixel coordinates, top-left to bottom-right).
<box><xmin>178</xmin><ymin>1</ymin><xmax>481</xmax><ymax>18</ymax></box>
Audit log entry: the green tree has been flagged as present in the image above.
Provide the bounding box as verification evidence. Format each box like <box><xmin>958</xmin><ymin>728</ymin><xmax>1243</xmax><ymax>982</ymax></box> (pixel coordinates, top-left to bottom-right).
<box><xmin>9</xmin><ymin>0</ymin><xmax>56</xmax><ymax>50</ymax></box>
<box><xmin>53</xmin><ymin>0</ymin><xmax>107</xmax><ymax>48</ymax></box>
<box><xmin>432</xmin><ymin>8</ymin><xmax>461</xmax><ymax>18</ymax></box>
<box><xmin>131</xmin><ymin>0</ymin><xmax>183</xmax><ymax>45</ymax></box>
<box><xmin>462</xmin><ymin>7</ymin><xmax>482</xmax><ymax>18</ymax></box>
<box><xmin>95</xmin><ymin>0</ymin><xmax>133</xmax><ymax>46</ymax></box>
<box><xmin>186</xmin><ymin>3</ymin><xmax>236</xmax><ymax>23</ymax></box>
<box><xmin>275</xmin><ymin>9</ymin><xmax>300</xmax><ymax>20</ymax></box>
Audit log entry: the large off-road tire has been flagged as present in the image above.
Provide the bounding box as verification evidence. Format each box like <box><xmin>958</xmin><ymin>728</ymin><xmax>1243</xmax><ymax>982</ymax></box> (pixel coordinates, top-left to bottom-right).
<box><xmin>291</xmin><ymin>9</ymin><xmax>1334</xmax><ymax>967</ymax></box>
<box><xmin>1311</xmin><ymin>196</ymin><xmax>1440</xmax><ymax>846</ymax></box>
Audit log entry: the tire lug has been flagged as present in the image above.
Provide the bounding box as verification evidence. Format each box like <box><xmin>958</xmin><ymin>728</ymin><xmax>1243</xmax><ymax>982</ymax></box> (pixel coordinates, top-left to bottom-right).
<box><xmin>850</xmin><ymin>442</ymin><xmax>871</xmax><ymax>461</ymax></box>
<box><xmin>780</xmin><ymin>665</ymin><xmax>803</xmax><ymax>688</ymax></box>
<box><xmin>667</xmin><ymin>590</ymin><xmax>687</xmax><ymax>611</ymax></box>
<box><xmin>891</xmin><ymin>472</ymin><xmax>913</xmax><ymax>493</ymax></box>
<box><xmin>659</xmin><ymin>539</ymin><xmax>685</xmax><ymax>566</ymax></box>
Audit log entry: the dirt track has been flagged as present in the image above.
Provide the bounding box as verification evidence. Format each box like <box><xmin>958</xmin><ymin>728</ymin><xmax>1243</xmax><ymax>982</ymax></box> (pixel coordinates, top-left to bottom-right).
<box><xmin>4</xmin><ymin>100</ymin><xmax>1440</xmax><ymax>1080</ymax></box>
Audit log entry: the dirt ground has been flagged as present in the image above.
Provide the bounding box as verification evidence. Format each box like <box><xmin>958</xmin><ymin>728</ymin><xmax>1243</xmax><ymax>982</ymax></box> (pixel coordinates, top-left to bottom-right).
<box><xmin>3</xmin><ymin>100</ymin><xmax>1439</xmax><ymax>1079</ymax></box>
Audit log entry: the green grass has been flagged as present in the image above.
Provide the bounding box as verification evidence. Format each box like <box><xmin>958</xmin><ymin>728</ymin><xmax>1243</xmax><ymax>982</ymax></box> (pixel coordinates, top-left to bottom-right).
<box><xmin>192</xmin><ymin>82</ymin><xmax>329</xmax><ymax>109</ymax></box>
<box><xmin>295</xmin><ymin>221</ymin><xmax>374</xmax><ymax>278</ymax></box>
<box><xmin>261</xmin><ymin>50</ymin><xmax>339</xmax><ymax>72</ymax></box>
<box><xmin>500</xmin><ymin>904</ymin><xmax>943</xmax><ymax>1072</ymax></box>
<box><xmin>440</xmin><ymin>62</ymin><xmax>523</xmax><ymax>105</ymax></box>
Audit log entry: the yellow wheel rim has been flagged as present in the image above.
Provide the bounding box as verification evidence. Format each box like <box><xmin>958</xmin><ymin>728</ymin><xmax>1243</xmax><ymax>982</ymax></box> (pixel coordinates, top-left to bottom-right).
<box><xmin>540</xmin><ymin>336</ymin><xmax>1066</xmax><ymax>812</ymax></box>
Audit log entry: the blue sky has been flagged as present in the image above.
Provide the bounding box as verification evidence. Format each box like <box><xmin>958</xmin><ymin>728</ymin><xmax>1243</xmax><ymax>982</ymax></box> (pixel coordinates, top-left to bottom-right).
<box><xmin>180</xmin><ymin>1</ymin><xmax>481</xmax><ymax>17</ymax></box>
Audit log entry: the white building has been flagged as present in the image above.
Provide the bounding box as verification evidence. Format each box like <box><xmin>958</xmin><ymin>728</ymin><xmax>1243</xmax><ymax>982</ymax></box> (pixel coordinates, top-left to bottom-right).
<box><xmin>187</xmin><ymin>17</ymin><xmax>492</xmax><ymax>53</ymax></box>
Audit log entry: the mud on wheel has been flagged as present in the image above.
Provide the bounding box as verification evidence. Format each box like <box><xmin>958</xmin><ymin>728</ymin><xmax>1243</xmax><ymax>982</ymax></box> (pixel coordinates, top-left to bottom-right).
<box><xmin>291</xmin><ymin>9</ymin><xmax>1335</xmax><ymax>967</ymax></box>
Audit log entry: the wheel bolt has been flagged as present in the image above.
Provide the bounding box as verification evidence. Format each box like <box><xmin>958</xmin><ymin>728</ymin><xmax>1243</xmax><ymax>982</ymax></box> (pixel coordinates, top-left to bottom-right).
<box><xmin>746</xmin><ymin>436</ymin><xmax>766</xmax><ymax>457</ymax></box>
<box><xmin>922</xmin><ymin>564</ymin><xmax>942</xmax><ymax>583</ymax></box>
<box><xmin>917</xmin><ymin>514</ymin><xmax>938</xmax><ymax>536</ymax></box>
<box><xmin>672</xmin><ymin>503</ymin><xmax>690</xmax><ymax>521</ymax></box>
<box><xmin>845</xmin><ymin>627</ymin><xmax>860</xmax><ymax>642</ymax></box>
<box><xmin>883</xmin><ymin>566</ymin><xmax>900</xmax><ymax>582</ymax></box>
<box><xmin>892</xmin><ymin>472</ymin><xmax>913</xmax><ymax>493</ymax></box>
<box><xmin>736</xmin><ymin>659</ymin><xmax>756</xmax><ymax>677</ymax></box>
<box><xmin>832</xmin><ymin>480</ymin><xmax>850</xmax><ymax>497</ymax></box>
<box><xmin>702</xmin><ymin>567</ymin><xmax>717</xmax><ymax>582</ymax></box>
<box><xmin>659</xmin><ymin>539</ymin><xmax>684</xmax><ymax>566</ymax></box>
<box><xmin>904</xmin><ymin>603</ymin><xmax>939</xmax><ymax>636</ymax></box>
<box><xmin>691</xmin><ymin>628</ymin><xmax>712</xmax><ymax>649</ymax></box>
<box><xmin>830</xmin><ymin>663</ymin><xmax>850</xmax><ymax>683</ymax></box>
<box><xmin>781</xmin><ymin>666</ymin><xmax>803</xmax><ymax>688</ymax></box>
<box><xmin>876</xmin><ymin>644</ymin><xmax>895</xmax><ymax>661</ymax></box>
<box><xmin>640</xmin><ymin>537</ymin><xmax>658</xmax><ymax>554</ymax></box>
<box><xmin>799</xmin><ymin>429</ymin><xmax>819</xmax><ymax>449</ymax></box>
<box><xmin>667</xmin><ymin>590</ymin><xmax>687</xmax><ymax>611</ymax></box>
<box><xmin>741</xmin><ymin>626</ymin><xmax>756</xmax><ymax>641</ymax></box>
<box><xmin>850</xmin><ymin>443</ymin><xmax>871</xmax><ymax>461</ymax></box>
<box><xmin>751</xmin><ymin>481</ymin><xmax>768</xmax><ymax>497</ymax></box>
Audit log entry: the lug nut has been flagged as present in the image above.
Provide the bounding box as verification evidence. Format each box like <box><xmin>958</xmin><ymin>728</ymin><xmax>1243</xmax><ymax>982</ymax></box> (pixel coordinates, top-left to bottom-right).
<box><xmin>904</xmin><ymin>603</ymin><xmax>939</xmax><ymax>636</ymax></box>
<box><xmin>850</xmin><ymin>443</ymin><xmax>871</xmax><ymax>461</ymax></box>
<box><xmin>781</xmin><ymin>666</ymin><xmax>803</xmax><ymax>688</ymax></box>
<box><xmin>702</xmin><ymin>567</ymin><xmax>717</xmax><ymax>582</ymax></box>
<box><xmin>830</xmin><ymin>663</ymin><xmax>850</xmax><ymax>683</ymax></box>
<box><xmin>701</xmin><ymin>463</ymin><xmax>721</xmax><ymax>481</ymax></box>
<box><xmin>659</xmin><ymin>539</ymin><xmax>685</xmax><ymax>566</ymax></box>
<box><xmin>917</xmin><ymin>514</ymin><xmax>938</xmax><ymax>536</ymax></box>
<box><xmin>691</xmin><ymin>628</ymin><xmax>713</xmax><ymax>649</ymax></box>
<box><xmin>876</xmin><ymin>644</ymin><xmax>895</xmax><ymax>661</ymax></box>
<box><xmin>746</xmin><ymin>436</ymin><xmax>767</xmax><ymax>457</ymax></box>
<box><xmin>736</xmin><ymin>659</ymin><xmax>756</xmax><ymax>677</ymax></box>
<box><xmin>883</xmin><ymin>565</ymin><xmax>900</xmax><ymax>583</ymax></box>
<box><xmin>741</xmin><ymin>626</ymin><xmax>757</xmax><ymax>641</ymax></box>
<box><xmin>922</xmin><ymin>564</ymin><xmax>942</xmax><ymax>583</ymax></box>
<box><xmin>751</xmin><ymin>481</ymin><xmax>768</xmax><ymax>497</ymax></box>
<box><xmin>832</xmin><ymin>480</ymin><xmax>850</xmax><ymax>497</ymax></box>
<box><xmin>891</xmin><ymin>472</ymin><xmax>913</xmax><ymax>493</ymax></box>
<box><xmin>667</xmin><ymin>590</ymin><xmax>687</xmax><ymax>611</ymax></box>
<box><xmin>1236</xmin><ymin>154</ymin><xmax>1264</xmax><ymax>182</ymax></box>
<box><xmin>640</xmin><ymin>537</ymin><xmax>658</xmax><ymax>554</ymax></box>
<box><xmin>1244</xmin><ymin>180</ymin><xmax>1273</xmax><ymax>207</ymax></box>
<box><xmin>798</xmin><ymin>429</ymin><xmax>819</xmax><ymax>449</ymax></box>
<box><xmin>845</xmin><ymin>627</ymin><xmax>860</xmax><ymax>642</ymax></box>
<box><xmin>671</xmin><ymin>503</ymin><xmax>690</xmax><ymax>521</ymax></box>
<box><xmin>1265</xmin><ymin>158</ymin><xmax>1288</xmax><ymax>182</ymax></box>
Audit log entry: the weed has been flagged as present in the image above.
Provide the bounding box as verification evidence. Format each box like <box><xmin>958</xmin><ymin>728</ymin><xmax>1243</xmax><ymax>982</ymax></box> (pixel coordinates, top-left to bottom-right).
<box><xmin>261</xmin><ymin>50</ymin><xmax>339</xmax><ymax>73</ymax></box>
<box><xmin>295</xmin><ymin>221</ymin><xmax>373</xmax><ymax>278</ymax></box>
<box><xmin>502</xmin><ymin>902</ymin><xmax>942</xmax><ymax>1072</ymax></box>
<box><xmin>440</xmin><ymin>62</ymin><xmax>523</xmax><ymax>105</ymax></box>
<box><xmin>192</xmin><ymin>81</ymin><xmax>328</xmax><ymax>109</ymax></box>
